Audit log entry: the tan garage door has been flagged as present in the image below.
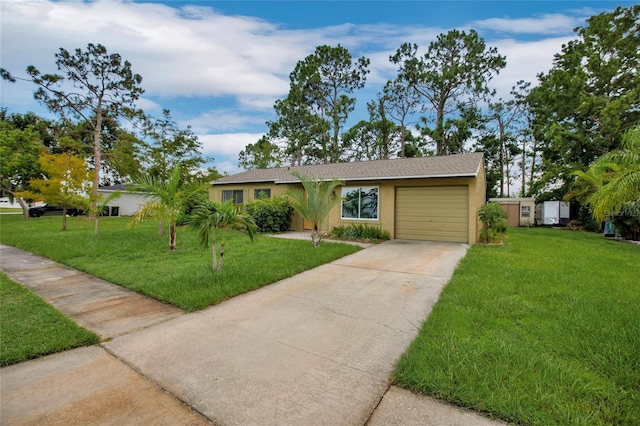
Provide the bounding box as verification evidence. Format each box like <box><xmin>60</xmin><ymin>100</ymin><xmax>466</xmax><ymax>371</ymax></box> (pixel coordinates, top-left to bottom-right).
<box><xmin>395</xmin><ymin>186</ymin><xmax>469</xmax><ymax>242</ymax></box>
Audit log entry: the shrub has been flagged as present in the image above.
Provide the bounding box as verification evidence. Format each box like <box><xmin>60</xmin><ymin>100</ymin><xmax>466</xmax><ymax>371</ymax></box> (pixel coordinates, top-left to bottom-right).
<box><xmin>244</xmin><ymin>196</ymin><xmax>293</xmax><ymax>233</ymax></box>
<box><xmin>615</xmin><ymin>201</ymin><xmax>640</xmax><ymax>240</ymax></box>
<box><xmin>478</xmin><ymin>202</ymin><xmax>508</xmax><ymax>243</ymax></box>
<box><xmin>330</xmin><ymin>224</ymin><xmax>390</xmax><ymax>241</ymax></box>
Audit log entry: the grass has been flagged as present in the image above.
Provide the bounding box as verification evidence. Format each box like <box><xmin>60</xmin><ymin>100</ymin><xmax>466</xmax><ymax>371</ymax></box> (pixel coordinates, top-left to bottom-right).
<box><xmin>0</xmin><ymin>214</ymin><xmax>360</xmax><ymax>311</ymax></box>
<box><xmin>394</xmin><ymin>227</ymin><xmax>640</xmax><ymax>425</ymax></box>
<box><xmin>1</xmin><ymin>272</ymin><xmax>99</xmax><ymax>366</ymax></box>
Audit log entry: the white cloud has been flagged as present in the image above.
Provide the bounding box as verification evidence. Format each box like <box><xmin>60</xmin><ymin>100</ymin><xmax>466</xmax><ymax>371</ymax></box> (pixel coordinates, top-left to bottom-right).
<box><xmin>198</xmin><ymin>132</ymin><xmax>265</xmax><ymax>158</ymax></box>
<box><xmin>472</xmin><ymin>13</ymin><xmax>583</xmax><ymax>35</ymax></box>
<box><xmin>183</xmin><ymin>110</ymin><xmax>269</xmax><ymax>134</ymax></box>
<box><xmin>490</xmin><ymin>36</ymin><xmax>573</xmax><ymax>97</ymax></box>
<box><xmin>215</xmin><ymin>160</ymin><xmax>243</xmax><ymax>176</ymax></box>
<box><xmin>0</xmin><ymin>0</ymin><xmax>307</xmax><ymax>99</ymax></box>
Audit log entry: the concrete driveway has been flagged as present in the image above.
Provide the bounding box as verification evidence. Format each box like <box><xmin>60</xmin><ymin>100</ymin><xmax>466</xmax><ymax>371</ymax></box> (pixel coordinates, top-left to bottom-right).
<box><xmin>0</xmin><ymin>238</ymin><xmax>504</xmax><ymax>425</ymax></box>
<box><xmin>104</xmin><ymin>239</ymin><xmax>469</xmax><ymax>425</ymax></box>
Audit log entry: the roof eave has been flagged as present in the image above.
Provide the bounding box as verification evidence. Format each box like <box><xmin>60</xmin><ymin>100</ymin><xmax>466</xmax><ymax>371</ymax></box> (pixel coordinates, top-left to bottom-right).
<box><xmin>276</xmin><ymin>173</ymin><xmax>478</xmax><ymax>184</ymax></box>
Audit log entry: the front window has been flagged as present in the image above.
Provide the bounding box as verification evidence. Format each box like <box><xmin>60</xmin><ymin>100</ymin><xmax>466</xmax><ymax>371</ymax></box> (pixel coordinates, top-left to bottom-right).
<box><xmin>254</xmin><ymin>188</ymin><xmax>271</xmax><ymax>199</ymax></box>
<box><xmin>222</xmin><ymin>189</ymin><xmax>243</xmax><ymax>204</ymax></box>
<box><xmin>521</xmin><ymin>205</ymin><xmax>531</xmax><ymax>217</ymax></box>
<box><xmin>341</xmin><ymin>186</ymin><xmax>379</xmax><ymax>220</ymax></box>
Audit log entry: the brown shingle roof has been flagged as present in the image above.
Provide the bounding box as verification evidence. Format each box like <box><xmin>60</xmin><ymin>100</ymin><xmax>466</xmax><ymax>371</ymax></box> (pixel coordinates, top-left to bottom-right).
<box><xmin>214</xmin><ymin>153</ymin><xmax>484</xmax><ymax>185</ymax></box>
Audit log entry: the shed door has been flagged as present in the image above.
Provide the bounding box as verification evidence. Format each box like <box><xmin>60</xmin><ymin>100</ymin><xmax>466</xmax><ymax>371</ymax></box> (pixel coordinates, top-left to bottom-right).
<box><xmin>395</xmin><ymin>186</ymin><xmax>469</xmax><ymax>242</ymax></box>
<box><xmin>501</xmin><ymin>203</ymin><xmax>520</xmax><ymax>227</ymax></box>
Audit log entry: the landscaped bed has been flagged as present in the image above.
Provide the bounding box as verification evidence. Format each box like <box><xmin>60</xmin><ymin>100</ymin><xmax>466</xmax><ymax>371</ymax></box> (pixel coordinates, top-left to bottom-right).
<box><xmin>394</xmin><ymin>227</ymin><xmax>640</xmax><ymax>425</ymax></box>
<box><xmin>1</xmin><ymin>272</ymin><xmax>99</xmax><ymax>366</ymax></box>
<box><xmin>0</xmin><ymin>215</ymin><xmax>360</xmax><ymax>311</ymax></box>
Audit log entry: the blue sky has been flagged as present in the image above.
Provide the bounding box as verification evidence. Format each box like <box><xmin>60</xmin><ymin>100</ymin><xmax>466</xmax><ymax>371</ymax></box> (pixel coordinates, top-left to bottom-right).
<box><xmin>1</xmin><ymin>1</ymin><xmax>634</xmax><ymax>175</ymax></box>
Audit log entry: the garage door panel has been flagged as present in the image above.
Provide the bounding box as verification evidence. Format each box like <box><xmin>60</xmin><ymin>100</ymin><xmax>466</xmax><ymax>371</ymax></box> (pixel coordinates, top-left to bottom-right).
<box><xmin>395</xmin><ymin>186</ymin><xmax>469</xmax><ymax>243</ymax></box>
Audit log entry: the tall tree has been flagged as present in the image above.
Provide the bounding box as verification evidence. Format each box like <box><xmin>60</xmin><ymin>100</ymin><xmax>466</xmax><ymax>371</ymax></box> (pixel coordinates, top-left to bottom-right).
<box><xmin>128</xmin><ymin>165</ymin><xmax>207</xmax><ymax>251</ymax></box>
<box><xmin>282</xmin><ymin>45</ymin><xmax>369</xmax><ymax>163</ymax></box>
<box><xmin>528</xmin><ymin>5</ymin><xmax>640</xmax><ymax>195</ymax></box>
<box><xmin>286</xmin><ymin>171</ymin><xmax>344</xmax><ymax>247</ymax></box>
<box><xmin>0</xmin><ymin>119</ymin><xmax>44</xmax><ymax>218</ymax></box>
<box><xmin>390</xmin><ymin>30</ymin><xmax>506</xmax><ymax>155</ymax></box>
<box><xmin>239</xmin><ymin>135</ymin><xmax>283</xmax><ymax>169</ymax></box>
<box><xmin>342</xmin><ymin>96</ymin><xmax>399</xmax><ymax>161</ymax></box>
<box><xmin>142</xmin><ymin>109</ymin><xmax>206</xmax><ymax>181</ymax></box>
<box><xmin>483</xmin><ymin>81</ymin><xmax>531</xmax><ymax>197</ymax></box>
<box><xmin>2</xmin><ymin>43</ymin><xmax>143</xmax><ymax>230</ymax></box>
<box><xmin>383</xmin><ymin>78</ymin><xmax>420</xmax><ymax>158</ymax></box>
<box><xmin>18</xmin><ymin>152</ymin><xmax>93</xmax><ymax>231</ymax></box>
<box><xmin>69</xmin><ymin>113</ymin><xmax>145</xmax><ymax>184</ymax></box>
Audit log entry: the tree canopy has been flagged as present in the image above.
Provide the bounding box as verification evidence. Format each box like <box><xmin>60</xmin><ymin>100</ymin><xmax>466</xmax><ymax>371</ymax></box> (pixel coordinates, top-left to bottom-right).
<box><xmin>391</xmin><ymin>30</ymin><xmax>506</xmax><ymax>155</ymax></box>
<box><xmin>2</xmin><ymin>43</ymin><xmax>144</xmax><ymax>227</ymax></box>
<box><xmin>528</xmin><ymin>5</ymin><xmax>640</xmax><ymax>195</ymax></box>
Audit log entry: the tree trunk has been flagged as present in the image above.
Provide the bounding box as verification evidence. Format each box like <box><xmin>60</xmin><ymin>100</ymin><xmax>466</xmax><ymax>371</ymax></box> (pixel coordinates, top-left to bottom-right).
<box><xmin>521</xmin><ymin>138</ymin><xmax>527</xmax><ymax>197</ymax></box>
<box><xmin>91</xmin><ymin>102</ymin><xmax>103</xmax><ymax>232</ymax></box>
<box><xmin>16</xmin><ymin>196</ymin><xmax>30</xmax><ymax>220</ymax></box>
<box><xmin>311</xmin><ymin>226</ymin><xmax>321</xmax><ymax>247</ymax></box>
<box><xmin>219</xmin><ymin>241</ymin><xmax>225</xmax><ymax>269</ymax></box>
<box><xmin>498</xmin><ymin>118</ymin><xmax>505</xmax><ymax>197</ymax></box>
<box><xmin>169</xmin><ymin>223</ymin><xmax>176</xmax><ymax>251</ymax></box>
<box><xmin>528</xmin><ymin>138</ymin><xmax>538</xmax><ymax>195</ymax></box>
<box><xmin>400</xmin><ymin>123</ymin><xmax>406</xmax><ymax>158</ymax></box>
<box><xmin>436</xmin><ymin>103</ymin><xmax>445</xmax><ymax>155</ymax></box>
<box><xmin>61</xmin><ymin>207</ymin><xmax>68</xmax><ymax>231</ymax></box>
<box><xmin>211</xmin><ymin>242</ymin><xmax>218</xmax><ymax>272</ymax></box>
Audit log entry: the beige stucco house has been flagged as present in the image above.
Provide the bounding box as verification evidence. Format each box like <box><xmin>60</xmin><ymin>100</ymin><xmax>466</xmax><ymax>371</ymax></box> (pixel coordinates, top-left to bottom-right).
<box><xmin>211</xmin><ymin>153</ymin><xmax>486</xmax><ymax>244</ymax></box>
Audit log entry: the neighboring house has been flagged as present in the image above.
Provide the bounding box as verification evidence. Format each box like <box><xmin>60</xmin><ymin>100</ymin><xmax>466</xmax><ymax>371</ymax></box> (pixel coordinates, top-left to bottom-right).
<box><xmin>211</xmin><ymin>153</ymin><xmax>486</xmax><ymax>244</ymax></box>
<box><xmin>97</xmin><ymin>184</ymin><xmax>147</xmax><ymax>216</ymax></box>
<box><xmin>488</xmin><ymin>197</ymin><xmax>536</xmax><ymax>227</ymax></box>
<box><xmin>0</xmin><ymin>197</ymin><xmax>21</xmax><ymax>209</ymax></box>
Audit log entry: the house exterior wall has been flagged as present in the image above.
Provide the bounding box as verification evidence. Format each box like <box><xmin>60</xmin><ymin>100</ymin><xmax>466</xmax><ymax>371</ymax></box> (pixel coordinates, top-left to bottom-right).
<box><xmin>97</xmin><ymin>191</ymin><xmax>147</xmax><ymax>216</ymax></box>
<box><xmin>210</xmin><ymin>169</ymin><xmax>485</xmax><ymax>244</ymax></box>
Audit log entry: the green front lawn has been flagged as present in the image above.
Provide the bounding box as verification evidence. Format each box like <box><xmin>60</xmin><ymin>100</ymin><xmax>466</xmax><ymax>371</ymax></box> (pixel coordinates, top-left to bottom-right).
<box><xmin>1</xmin><ymin>272</ymin><xmax>99</xmax><ymax>366</ymax></box>
<box><xmin>0</xmin><ymin>215</ymin><xmax>360</xmax><ymax>311</ymax></box>
<box><xmin>394</xmin><ymin>228</ymin><xmax>640</xmax><ymax>425</ymax></box>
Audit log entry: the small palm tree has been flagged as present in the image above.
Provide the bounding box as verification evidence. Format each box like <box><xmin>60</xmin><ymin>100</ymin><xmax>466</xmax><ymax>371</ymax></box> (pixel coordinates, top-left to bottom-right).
<box><xmin>129</xmin><ymin>165</ymin><xmax>207</xmax><ymax>251</ymax></box>
<box><xmin>286</xmin><ymin>171</ymin><xmax>344</xmax><ymax>247</ymax></box>
<box><xmin>187</xmin><ymin>200</ymin><xmax>257</xmax><ymax>271</ymax></box>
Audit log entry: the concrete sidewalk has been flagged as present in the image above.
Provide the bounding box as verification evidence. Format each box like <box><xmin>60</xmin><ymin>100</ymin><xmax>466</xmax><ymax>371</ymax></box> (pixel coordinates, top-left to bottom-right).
<box><xmin>1</xmin><ymin>239</ymin><xmax>504</xmax><ymax>425</ymax></box>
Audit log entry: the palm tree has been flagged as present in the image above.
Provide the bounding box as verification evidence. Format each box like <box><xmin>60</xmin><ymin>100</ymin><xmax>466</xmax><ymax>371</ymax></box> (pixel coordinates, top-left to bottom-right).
<box><xmin>187</xmin><ymin>200</ymin><xmax>257</xmax><ymax>271</ymax></box>
<box><xmin>129</xmin><ymin>165</ymin><xmax>207</xmax><ymax>251</ymax></box>
<box><xmin>588</xmin><ymin>127</ymin><xmax>640</xmax><ymax>222</ymax></box>
<box><xmin>286</xmin><ymin>171</ymin><xmax>344</xmax><ymax>247</ymax></box>
<box><xmin>564</xmin><ymin>163</ymin><xmax>614</xmax><ymax>205</ymax></box>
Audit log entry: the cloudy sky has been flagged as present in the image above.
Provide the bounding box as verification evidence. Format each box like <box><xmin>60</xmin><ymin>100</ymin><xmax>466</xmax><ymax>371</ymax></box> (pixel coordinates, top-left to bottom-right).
<box><xmin>0</xmin><ymin>1</ymin><xmax>634</xmax><ymax>175</ymax></box>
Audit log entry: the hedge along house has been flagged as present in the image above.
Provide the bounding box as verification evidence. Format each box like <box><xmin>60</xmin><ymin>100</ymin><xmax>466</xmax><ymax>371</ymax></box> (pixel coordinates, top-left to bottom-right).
<box><xmin>211</xmin><ymin>153</ymin><xmax>486</xmax><ymax>244</ymax></box>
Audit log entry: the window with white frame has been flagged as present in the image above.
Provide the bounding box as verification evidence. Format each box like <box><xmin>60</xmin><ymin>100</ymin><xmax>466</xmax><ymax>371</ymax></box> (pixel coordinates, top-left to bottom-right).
<box><xmin>341</xmin><ymin>186</ymin><xmax>379</xmax><ymax>219</ymax></box>
<box><xmin>521</xmin><ymin>205</ymin><xmax>531</xmax><ymax>217</ymax></box>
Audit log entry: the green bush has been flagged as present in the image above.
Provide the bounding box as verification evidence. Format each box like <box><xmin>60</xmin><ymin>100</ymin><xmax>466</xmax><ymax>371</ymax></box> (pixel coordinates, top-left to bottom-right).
<box><xmin>330</xmin><ymin>224</ymin><xmax>390</xmax><ymax>241</ymax></box>
<box><xmin>478</xmin><ymin>202</ymin><xmax>508</xmax><ymax>243</ymax></box>
<box><xmin>244</xmin><ymin>196</ymin><xmax>293</xmax><ymax>233</ymax></box>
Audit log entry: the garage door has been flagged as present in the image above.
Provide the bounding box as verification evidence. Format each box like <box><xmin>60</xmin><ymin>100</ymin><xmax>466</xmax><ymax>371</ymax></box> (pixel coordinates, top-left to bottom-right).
<box><xmin>395</xmin><ymin>186</ymin><xmax>469</xmax><ymax>242</ymax></box>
